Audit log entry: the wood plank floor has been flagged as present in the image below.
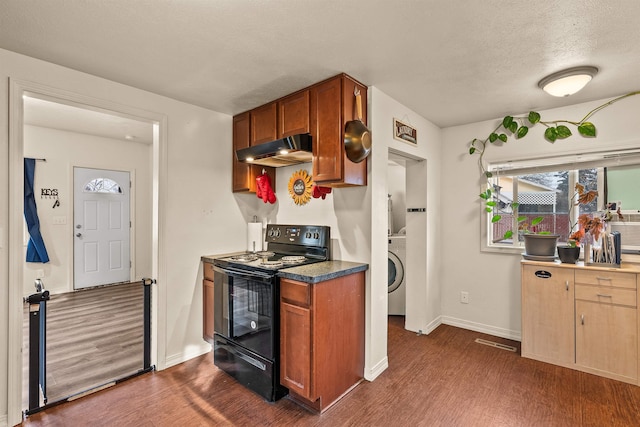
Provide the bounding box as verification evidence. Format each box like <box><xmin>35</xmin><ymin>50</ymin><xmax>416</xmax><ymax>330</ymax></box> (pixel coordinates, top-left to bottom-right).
<box><xmin>22</xmin><ymin>316</ymin><xmax>640</xmax><ymax>426</ymax></box>
<box><xmin>22</xmin><ymin>282</ymin><xmax>144</xmax><ymax>406</ymax></box>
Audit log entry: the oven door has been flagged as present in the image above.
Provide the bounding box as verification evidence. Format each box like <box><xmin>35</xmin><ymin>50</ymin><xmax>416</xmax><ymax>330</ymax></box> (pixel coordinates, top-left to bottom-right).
<box><xmin>213</xmin><ymin>265</ymin><xmax>276</xmax><ymax>360</ymax></box>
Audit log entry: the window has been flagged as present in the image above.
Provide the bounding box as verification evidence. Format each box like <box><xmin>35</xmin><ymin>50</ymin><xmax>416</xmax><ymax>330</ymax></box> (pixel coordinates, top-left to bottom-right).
<box><xmin>483</xmin><ymin>148</ymin><xmax>640</xmax><ymax>252</ymax></box>
<box><xmin>489</xmin><ymin>169</ymin><xmax>599</xmax><ymax>247</ymax></box>
<box><xmin>83</xmin><ymin>178</ymin><xmax>123</xmax><ymax>194</ymax></box>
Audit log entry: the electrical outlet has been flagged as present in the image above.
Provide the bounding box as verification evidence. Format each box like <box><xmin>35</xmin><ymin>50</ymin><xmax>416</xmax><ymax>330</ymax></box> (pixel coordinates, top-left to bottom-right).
<box><xmin>460</xmin><ymin>291</ymin><xmax>469</xmax><ymax>304</ymax></box>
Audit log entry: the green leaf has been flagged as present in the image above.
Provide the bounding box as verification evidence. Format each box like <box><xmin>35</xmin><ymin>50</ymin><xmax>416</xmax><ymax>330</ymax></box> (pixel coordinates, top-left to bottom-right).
<box><xmin>517</xmin><ymin>215</ymin><xmax>526</xmax><ymax>222</ymax></box>
<box><xmin>556</xmin><ymin>125</ymin><xmax>572</xmax><ymax>139</ymax></box>
<box><xmin>469</xmin><ymin>147</ymin><xmax>476</xmax><ymax>155</ymax></box>
<box><xmin>511</xmin><ymin>202</ymin><xmax>519</xmax><ymax>209</ymax></box>
<box><xmin>489</xmin><ymin>133</ymin><xmax>498</xmax><ymax>143</ymax></box>
<box><xmin>508</xmin><ymin>122</ymin><xmax>518</xmax><ymax>133</ymax></box>
<box><xmin>503</xmin><ymin>230</ymin><xmax>514</xmax><ymax>240</ymax></box>
<box><xmin>485</xmin><ymin>207</ymin><xmax>492</xmax><ymax>212</ymax></box>
<box><xmin>528</xmin><ymin>111</ymin><xmax>541</xmax><ymax>124</ymax></box>
<box><xmin>578</xmin><ymin>122</ymin><xmax>596</xmax><ymax>137</ymax></box>
<box><xmin>486</xmin><ymin>201</ymin><xmax>497</xmax><ymax>207</ymax></box>
<box><xmin>516</xmin><ymin>125</ymin><xmax>529</xmax><ymax>139</ymax></box>
<box><xmin>538</xmin><ymin>231</ymin><xmax>552</xmax><ymax>235</ymax></box>
<box><xmin>498</xmin><ymin>133</ymin><xmax>508</xmax><ymax>142</ymax></box>
<box><xmin>531</xmin><ymin>216</ymin><xmax>544</xmax><ymax>226</ymax></box>
<box><xmin>544</xmin><ymin>127</ymin><xmax>558</xmax><ymax>142</ymax></box>
<box><xmin>491</xmin><ymin>214</ymin><xmax>501</xmax><ymax>223</ymax></box>
<box><xmin>479</xmin><ymin>192</ymin><xmax>488</xmax><ymax>200</ymax></box>
<box><xmin>502</xmin><ymin>116</ymin><xmax>513</xmax><ymax>128</ymax></box>
<box><xmin>485</xmin><ymin>171</ymin><xmax>493</xmax><ymax>178</ymax></box>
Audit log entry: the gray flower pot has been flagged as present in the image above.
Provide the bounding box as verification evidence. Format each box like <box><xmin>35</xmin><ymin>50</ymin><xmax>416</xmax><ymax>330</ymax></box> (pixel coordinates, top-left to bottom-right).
<box><xmin>523</xmin><ymin>234</ymin><xmax>560</xmax><ymax>256</ymax></box>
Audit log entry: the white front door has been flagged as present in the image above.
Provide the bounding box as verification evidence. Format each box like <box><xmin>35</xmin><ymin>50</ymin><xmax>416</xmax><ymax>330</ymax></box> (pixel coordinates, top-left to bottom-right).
<box><xmin>74</xmin><ymin>167</ymin><xmax>131</xmax><ymax>289</ymax></box>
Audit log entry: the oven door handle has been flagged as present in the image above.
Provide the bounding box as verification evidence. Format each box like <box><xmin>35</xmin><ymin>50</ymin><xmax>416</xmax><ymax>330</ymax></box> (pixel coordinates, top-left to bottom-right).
<box><xmin>214</xmin><ymin>265</ymin><xmax>274</xmax><ymax>281</ymax></box>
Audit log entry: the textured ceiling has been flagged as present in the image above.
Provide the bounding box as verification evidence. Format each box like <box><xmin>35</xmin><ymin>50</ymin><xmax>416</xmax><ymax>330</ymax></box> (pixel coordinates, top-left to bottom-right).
<box><xmin>2</xmin><ymin>0</ymin><xmax>640</xmax><ymax>129</ymax></box>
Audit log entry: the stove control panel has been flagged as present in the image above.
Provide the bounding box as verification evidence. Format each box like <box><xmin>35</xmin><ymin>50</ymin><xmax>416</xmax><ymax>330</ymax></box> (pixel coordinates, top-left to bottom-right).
<box><xmin>265</xmin><ymin>224</ymin><xmax>330</xmax><ymax>248</ymax></box>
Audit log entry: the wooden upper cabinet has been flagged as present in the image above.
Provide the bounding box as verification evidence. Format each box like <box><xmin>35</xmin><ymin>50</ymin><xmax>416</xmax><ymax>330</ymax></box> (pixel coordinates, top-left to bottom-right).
<box><xmin>251</xmin><ymin>102</ymin><xmax>278</xmax><ymax>145</ymax></box>
<box><xmin>232</xmin><ymin>112</ymin><xmax>252</xmax><ymax>192</ymax></box>
<box><xmin>311</xmin><ymin>74</ymin><xmax>367</xmax><ymax>187</ymax></box>
<box><xmin>279</xmin><ymin>90</ymin><xmax>310</xmax><ymax>137</ymax></box>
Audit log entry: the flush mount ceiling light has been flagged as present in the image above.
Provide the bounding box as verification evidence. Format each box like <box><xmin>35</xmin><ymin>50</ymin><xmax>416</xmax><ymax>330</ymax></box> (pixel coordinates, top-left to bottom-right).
<box><xmin>538</xmin><ymin>66</ymin><xmax>599</xmax><ymax>97</ymax></box>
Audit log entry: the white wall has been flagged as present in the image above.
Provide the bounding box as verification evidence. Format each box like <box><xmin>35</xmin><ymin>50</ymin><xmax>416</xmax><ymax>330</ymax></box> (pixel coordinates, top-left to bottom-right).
<box><xmin>440</xmin><ymin>95</ymin><xmax>640</xmax><ymax>339</ymax></box>
<box><xmin>0</xmin><ymin>47</ymin><xmax>244</xmax><ymax>424</ymax></box>
<box><xmin>23</xmin><ymin>125</ymin><xmax>152</xmax><ymax>296</ymax></box>
<box><xmin>369</xmin><ymin>87</ymin><xmax>443</xmax><ymax>370</ymax></box>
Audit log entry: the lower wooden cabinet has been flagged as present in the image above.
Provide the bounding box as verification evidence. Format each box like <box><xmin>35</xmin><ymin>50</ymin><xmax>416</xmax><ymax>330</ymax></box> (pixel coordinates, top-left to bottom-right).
<box><xmin>280</xmin><ymin>271</ymin><xmax>365</xmax><ymax>412</ymax></box>
<box><xmin>521</xmin><ymin>262</ymin><xmax>640</xmax><ymax>385</ymax></box>
<box><xmin>203</xmin><ymin>262</ymin><xmax>215</xmax><ymax>344</ymax></box>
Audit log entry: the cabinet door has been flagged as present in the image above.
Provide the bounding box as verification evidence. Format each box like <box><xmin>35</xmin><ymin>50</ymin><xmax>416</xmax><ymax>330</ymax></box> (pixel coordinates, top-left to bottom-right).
<box><xmin>232</xmin><ymin>112</ymin><xmax>252</xmax><ymax>192</ymax></box>
<box><xmin>311</xmin><ymin>76</ymin><xmax>343</xmax><ymax>183</ymax></box>
<box><xmin>203</xmin><ymin>279</ymin><xmax>215</xmax><ymax>344</ymax></box>
<box><xmin>576</xmin><ymin>300</ymin><xmax>638</xmax><ymax>381</ymax></box>
<box><xmin>251</xmin><ymin>102</ymin><xmax>278</xmax><ymax>145</ymax></box>
<box><xmin>521</xmin><ymin>265</ymin><xmax>575</xmax><ymax>365</ymax></box>
<box><xmin>279</xmin><ymin>91</ymin><xmax>310</xmax><ymax>137</ymax></box>
<box><xmin>280</xmin><ymin>301</ymin><xmax>314</xmax><ymax>399</ymax></box>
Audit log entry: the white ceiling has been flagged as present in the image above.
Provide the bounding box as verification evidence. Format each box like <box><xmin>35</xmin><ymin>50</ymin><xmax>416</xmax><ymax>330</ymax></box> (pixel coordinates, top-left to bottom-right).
<box><xmin>3</xmin><ymin>0</ymin><xmax>640</xmax><ymax>133</ymax></box>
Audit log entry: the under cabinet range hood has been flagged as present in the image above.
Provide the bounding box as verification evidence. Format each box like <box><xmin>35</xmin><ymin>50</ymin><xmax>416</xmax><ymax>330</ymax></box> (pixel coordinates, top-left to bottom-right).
<box><xmin>236</xmin><ymin>134</ymin><xmax>312</xmax><ymax>167</ymax></box>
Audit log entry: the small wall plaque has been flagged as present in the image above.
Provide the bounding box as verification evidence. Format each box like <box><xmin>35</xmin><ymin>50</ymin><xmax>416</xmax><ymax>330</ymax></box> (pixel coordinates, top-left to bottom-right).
<box><xmin>393</xmin><ymin>118</ymin><xmax>417</xmax><ymax>145</ymax></box>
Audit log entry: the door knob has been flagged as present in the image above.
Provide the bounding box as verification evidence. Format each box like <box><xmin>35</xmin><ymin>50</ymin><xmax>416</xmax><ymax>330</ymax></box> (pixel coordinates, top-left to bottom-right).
<box><xmin>76</xmin><ymin>233</ymin><xmax>82</xmax><ymax>237</ymax></box>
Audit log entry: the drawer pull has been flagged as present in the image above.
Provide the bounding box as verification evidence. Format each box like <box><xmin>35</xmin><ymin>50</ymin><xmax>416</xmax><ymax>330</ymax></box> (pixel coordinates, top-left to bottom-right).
<box><xmin>581</xmin><ymin>314</ymin><xmax>585</xmax><ymax>325</ymax></box>
<box><xmin>596</xmin><ymin>276</ymin><xmax>612</xmax><ymax>281</ymax></box>
<box><xmin>596</xmin><ymin>293</ymin><xmax>613</xmax><ymax>298</ymax></box>
<box><xmin>565</xmin><ymin>280</ymin><xmax>569</xmax><ymax>291</ymax></box>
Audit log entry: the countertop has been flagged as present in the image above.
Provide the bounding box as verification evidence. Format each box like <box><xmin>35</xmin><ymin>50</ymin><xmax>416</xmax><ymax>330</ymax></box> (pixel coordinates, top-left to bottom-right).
<box><xmin>278</xmin><ymin>260</ymin><xmax>368</xmax><ymax>284</ymax></box>
<box><xmin>521</xmin><ymin>259</ymin><xmax>640</xmax><ymax>273</ymax></box>
<box><xmin>201</xmin><ymin>254</ymin><xmax>368</xmax><ymax>284</ymax></box>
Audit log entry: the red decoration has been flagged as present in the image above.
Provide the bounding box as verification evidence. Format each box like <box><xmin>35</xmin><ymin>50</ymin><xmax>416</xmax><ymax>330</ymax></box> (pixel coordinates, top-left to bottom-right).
<box><xmin>312</xmin><ymin>185</ymin><xmax>332</xmax><ymax>200</ymax></box>
<box><xmin>256</xmin><ymin>173</ymin><xmax>276</xmax><ymax>204</ymax></box>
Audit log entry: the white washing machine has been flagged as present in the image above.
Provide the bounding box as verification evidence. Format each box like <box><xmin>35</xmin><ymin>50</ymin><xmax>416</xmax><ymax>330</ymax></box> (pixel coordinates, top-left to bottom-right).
<box><xmin>388</xmin><ymin>235</ymin><xmax>406</xmax><ymax>315</ymax></box>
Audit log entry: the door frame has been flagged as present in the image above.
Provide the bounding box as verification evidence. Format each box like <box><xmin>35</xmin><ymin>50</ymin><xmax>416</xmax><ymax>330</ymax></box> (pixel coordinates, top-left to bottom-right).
<box><xmin>8</xmin><ymin>78</ymin><xmax>168</xmax><ymax>424</ymax></box>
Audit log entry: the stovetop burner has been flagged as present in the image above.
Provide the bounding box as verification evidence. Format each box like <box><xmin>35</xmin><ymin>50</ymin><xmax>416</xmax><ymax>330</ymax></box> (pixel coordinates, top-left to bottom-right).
<box><xmin>281</xmin><ymin>255</ymin><xmax>306</xmax><ymax>264</ymax></box>
<box><xmin>259</xmin><ymin>260</ymin><xmax>284</xmax><ymax>269</ymax></box>
<box><xmin>255</xmin><ymin>251</ymin><xmax>275</xmax><ymax>258</ymax></box>
<box><xmin>230</xmin><ymin>253</ymin><xmax>259</xmax><ymax>262</ymax></box>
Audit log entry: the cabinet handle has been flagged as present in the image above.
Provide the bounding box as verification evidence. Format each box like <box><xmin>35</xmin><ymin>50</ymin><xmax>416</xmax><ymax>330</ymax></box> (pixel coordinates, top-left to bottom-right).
<box><xmin>596</xmin><ymin>293</ymin><xmax>613</xmax><ymax>298</ymax></box>
<box><xmin>596</xmin><ymin>276</ymin><xmax>612</xmax><ymax>281</ymax></box>
<box><xmin>565</xmin><ymin>280</ymin><xmax>569</xmax><ymax>291</ymax></box>
<box><xmin>581</xmin><ymin>314</ymin><xmax>585</xmax><ymax>325</ymax></box>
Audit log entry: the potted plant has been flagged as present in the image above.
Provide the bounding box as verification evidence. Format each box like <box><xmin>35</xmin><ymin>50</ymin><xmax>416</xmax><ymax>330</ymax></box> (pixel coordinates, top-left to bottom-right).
<box><xmin>469</xmin><ymin>91</ymin><xmax>639</xmax><ymax>245</ymax></box>
<box><xmin>517</xmin><ymin>216</ymin><xmax>560</xmax><ymax>257</ymax></box>
<box><xmin>557</xmin><ymin>183</ymin><xmax>598</xmax><ymax>263</ymax></box>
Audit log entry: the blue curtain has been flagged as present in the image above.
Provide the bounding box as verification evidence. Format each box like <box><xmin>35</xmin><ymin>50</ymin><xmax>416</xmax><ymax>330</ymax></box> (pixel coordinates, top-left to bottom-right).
<box><xmin>24</xmin><ymin>158</ymin><xmax>50</xmax><ymax>263</ymax></box>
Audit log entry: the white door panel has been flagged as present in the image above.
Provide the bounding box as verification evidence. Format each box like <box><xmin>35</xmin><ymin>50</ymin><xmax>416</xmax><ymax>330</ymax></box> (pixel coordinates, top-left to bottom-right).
<box><xmin>74</xmin><ymin>167</ymin><xmax>130</xmax><ymax>289</ymax></box>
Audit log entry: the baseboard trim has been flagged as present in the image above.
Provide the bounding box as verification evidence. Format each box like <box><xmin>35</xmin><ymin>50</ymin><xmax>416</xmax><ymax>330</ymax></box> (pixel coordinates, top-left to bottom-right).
<box><xmin>365</xmin><ymin>356</ymin><xmax>388</xmax><ymax>381</ymax></box>
<box><xmin>164</xmin><ymin>343</ymin><xmax>211</xmax><ymax>368</ymax></box>
<box><xmin>441</xmin><ymin>316</ymin><xmax>521</xmax><ymax>341</ymax></box>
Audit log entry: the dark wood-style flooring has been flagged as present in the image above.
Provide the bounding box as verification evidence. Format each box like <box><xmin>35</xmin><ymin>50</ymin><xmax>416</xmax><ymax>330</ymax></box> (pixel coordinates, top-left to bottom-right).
<box><xmin>22</xmin><ymin>316</ymin><xmax>640</xmax><ymax>426</ymax></box>
<box><xmin>23</xmin><ymin>282</ymin><xmax>144</xmax><ymax>406</ymax></box>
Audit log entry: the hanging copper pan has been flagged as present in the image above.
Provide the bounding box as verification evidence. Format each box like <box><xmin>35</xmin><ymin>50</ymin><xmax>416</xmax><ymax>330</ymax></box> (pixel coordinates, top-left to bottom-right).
<box><xmin>344</xmin><ymin>88</ymin><xmax>371</xmax><ymax>163</ymax></box>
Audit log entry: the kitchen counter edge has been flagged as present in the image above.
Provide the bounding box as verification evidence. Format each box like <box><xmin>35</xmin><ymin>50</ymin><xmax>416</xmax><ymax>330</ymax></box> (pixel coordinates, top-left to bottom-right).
<box><xmin>521</xmin><ymin>259</ymin><xmax>640</xmax><ymax>273</ymax></box>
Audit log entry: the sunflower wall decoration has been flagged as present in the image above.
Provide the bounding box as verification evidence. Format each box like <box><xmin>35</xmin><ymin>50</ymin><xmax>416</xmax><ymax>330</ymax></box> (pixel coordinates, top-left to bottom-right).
<box><xmin>288</xmin><ymin>169</ymin><xmax>314</xmax><ymax>205</ymax></box>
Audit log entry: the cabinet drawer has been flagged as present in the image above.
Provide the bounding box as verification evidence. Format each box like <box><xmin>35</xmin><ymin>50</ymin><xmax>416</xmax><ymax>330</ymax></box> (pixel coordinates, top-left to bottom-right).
<box><xmin>575</xmin><ymin>284</ymin><xmax>637</xmax><ymax>307</ymax></box>
<box><xmin>203</xmin><ymin>262</ymin><xmax>215</xmax><ymax>281</ymax></box>
<box><xmin>575</xmin><ymin>270</ymin><xmax>636</xmax><ymax>289</ymax></box>
<box><xmin>281</xmin><ymin>279</ymin><xmax>310</xmax><ymax>307</ymax></box>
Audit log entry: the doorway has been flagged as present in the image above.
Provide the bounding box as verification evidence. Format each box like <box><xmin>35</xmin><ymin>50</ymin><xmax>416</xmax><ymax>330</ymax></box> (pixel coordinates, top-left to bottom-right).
<box><xmin>8</xmin><ymin>80</ymin><xmax>166</xmax><ymax>422</ymax></box>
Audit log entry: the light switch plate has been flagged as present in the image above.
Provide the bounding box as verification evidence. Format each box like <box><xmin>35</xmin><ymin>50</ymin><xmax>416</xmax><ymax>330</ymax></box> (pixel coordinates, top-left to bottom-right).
<box><xmin>53</xmin><ymin>216</ymin><xmax>67</xmax><ymax>225</ymax></box>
